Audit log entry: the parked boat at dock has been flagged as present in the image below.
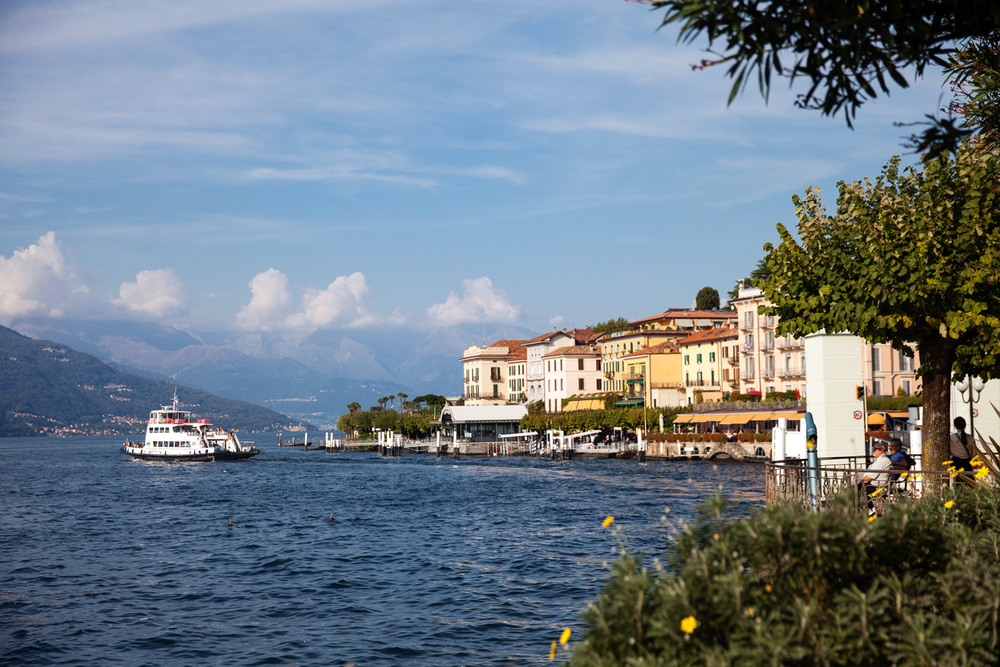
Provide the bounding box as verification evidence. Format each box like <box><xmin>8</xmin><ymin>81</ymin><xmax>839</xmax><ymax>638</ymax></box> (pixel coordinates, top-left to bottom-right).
<box><xmin>121</xmin><ymin>393</ymin><xmax>260</xmax><ymax>462</ymax></box>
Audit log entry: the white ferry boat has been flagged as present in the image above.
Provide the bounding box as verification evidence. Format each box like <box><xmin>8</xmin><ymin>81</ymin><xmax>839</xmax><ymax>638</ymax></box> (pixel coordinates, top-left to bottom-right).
<box><xmin>121</xmin><ymin>393</ymin><xmax>260</xmax><ymax>462</ymax></box>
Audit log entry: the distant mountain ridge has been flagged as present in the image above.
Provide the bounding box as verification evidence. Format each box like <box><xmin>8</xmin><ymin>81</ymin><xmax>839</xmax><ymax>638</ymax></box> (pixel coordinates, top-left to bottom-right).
<box><xmin>9</xmin><ymin>318</ymin><xmax>536</xmax><ymax>427</ymax></box>
<box><xmin>0</xmin><ymin>325</ymin><xmax>305</xmax><ymax>437</ymax></box>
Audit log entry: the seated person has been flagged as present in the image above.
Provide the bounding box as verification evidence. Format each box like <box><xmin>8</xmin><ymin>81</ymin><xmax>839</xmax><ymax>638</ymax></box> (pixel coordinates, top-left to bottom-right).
<box><xmin>857</xmin><ymin>441</ymin><xmax>892</xmax><ymax>512</ymax></box>
<box><xmin>888</xmin><ymin>437</ymin><xmax>915</xmax><ymax>478</ymax></box>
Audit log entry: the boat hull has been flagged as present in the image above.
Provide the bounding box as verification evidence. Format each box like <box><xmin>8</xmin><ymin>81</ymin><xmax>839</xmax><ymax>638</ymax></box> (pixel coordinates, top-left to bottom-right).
<box><xmin>122</xmin><ymin>450</ymin><xmax>214</xmax><ymax>462</ymax></box>
<box><xmin>213</xmin><ymin>449</ymin><xmax>260</xmax><ymax>460</ymax></box>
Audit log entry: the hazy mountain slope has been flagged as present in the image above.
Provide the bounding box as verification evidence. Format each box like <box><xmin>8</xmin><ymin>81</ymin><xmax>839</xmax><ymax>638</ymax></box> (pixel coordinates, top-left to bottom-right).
<box><xmin>0</xmin><ymin>326</ymin><xmax>304</xmax><ymax>436</ymax></box>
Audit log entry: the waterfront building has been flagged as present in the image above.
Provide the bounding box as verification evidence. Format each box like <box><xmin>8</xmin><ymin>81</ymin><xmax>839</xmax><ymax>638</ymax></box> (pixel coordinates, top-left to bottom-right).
<box><xmin>677</xmin><ymin>326</ymin><xmax>737</xmax><ymax>404</ymax></box>
<box><xmin>864</xmin><ymin>342</ymin><xmax>922</xmax><ymax>397</ymax></box>
<box><xmin>541</xmin><ymin>345</ymin><xmax>603</xmax><ymax>413</ymax></box>
<box><xmin>732</xmin><ymin>284</ymin><xmax>920</xmax><ymax>399</ymax></box>
<box><xmin>617</xmin><ymin>341</ymin><xmax>683</xmax><ymax>408</ymax></box>
<box><xmin>599</xmin><ymin>309</ymin><xmax>735</xmax><ymax>396</ymax></box>
<box><xmin>524</xmin><ymin>329</ymin><xmax>596</xmax><ymax>407</ymax></box>
<box><xmin>438</xmin><ymin>405</ymin><xmax>528</xmax><ymax>440</ymax></box>
<box><xmin>731</xmin><ymin>285</ymin><xmax>807</xmax><ymax>397</ymax></box>
<box><xmin>461</xmin><ymin>339</ymin><xmax>528</xmax><ymax>406</ymax></box>
<box><xmin>505</xmin><ymin>347</ymin><xmax>527</xmax><ymax>404</ymax></box>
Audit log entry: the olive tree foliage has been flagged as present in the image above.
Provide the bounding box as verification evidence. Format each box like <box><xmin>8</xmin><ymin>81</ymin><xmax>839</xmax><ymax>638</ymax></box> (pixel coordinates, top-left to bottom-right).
<box><xmin>694</xmin><ymin>286</ymin><xmax>720</xmax><ymax>310</ymax></box>
<box><xmin>636</xmin><ymin>0</ymin><xmax>1000</xmax><ymax>154</ymax></box>
<box><xmin>758</xmin><ymin>140</ymin><xmax>1000</xmax><ymax>473</ymax></box>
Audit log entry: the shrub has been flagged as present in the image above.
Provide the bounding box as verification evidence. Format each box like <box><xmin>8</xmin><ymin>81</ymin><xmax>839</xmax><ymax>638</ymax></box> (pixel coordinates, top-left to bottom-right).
<box><xmin>569</xmin><ymin>486</ymin><xmax>1000</xmax><ymax>666</ymax></box>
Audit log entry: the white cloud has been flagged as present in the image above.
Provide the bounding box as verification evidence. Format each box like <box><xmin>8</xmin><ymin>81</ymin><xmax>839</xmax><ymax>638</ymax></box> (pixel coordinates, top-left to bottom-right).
<box><xmin>235</xmin><ymin>268</ymin><xmax>294</xmax><ymax>331</ymax></box>
<box><xmin>0</xmin><ymin>231</ymin><xmax>89</xmax><ymax>325</ymax></box>
<box><xmin>236</xmin><ymin>268</ymin><xmax>376</xmax><ymax>332</ymax></box>
<box><xmin>114</xmin><ymin>269</ymin><xmax>187</xmax><ymax>319</ymax></box>
<box><xmin>427</xmin><ymin>277</ymin><xmax>519</xmax><ymax>327</ymax></box>
<box><xmin>286</xmin><ymin>272</ymin><xmax>374</xmax><ymax>329</ymax></box>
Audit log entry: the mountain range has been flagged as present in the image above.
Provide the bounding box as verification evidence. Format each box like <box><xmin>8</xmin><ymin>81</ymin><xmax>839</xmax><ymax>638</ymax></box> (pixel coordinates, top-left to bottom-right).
<box><xmin>0</xmin><ymin>325</ymin><xmax>305</xmax><ymax>437</ymax></box>
<box><xmin>7</xmin><ymin>318</ymin><xmax>537</xmax><ymax>428</ymax></box>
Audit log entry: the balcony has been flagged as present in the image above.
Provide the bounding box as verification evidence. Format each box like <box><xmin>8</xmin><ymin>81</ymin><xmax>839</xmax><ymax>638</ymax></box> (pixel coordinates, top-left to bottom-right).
<box><xmin>776</xmin><ymin>337</ymin><xmax>804</xmax><ymax>349</ymax></box>
<box><xmin>761</xmin><ymin>341</ymin><xmax>775</xmax><ymax>351</ymax></box>
<box><xmin>622</xmin><ymin>373</ymin><xmax>645</xmax><ymax>382</ymax></box>
<box><xmin>650</xmin><ymin>381</ymin><xmax>684</xmax><ymax>389</ymax></box>
<box><xmin>726</xmin><ymin>355</ymin><xmax>739</xmax><ymax>366</ymax></box>
<box><xmin>777</xmin><ymin>366</ymin><xmax>805</xmax><ymax>378</ymax></box>
<box><xmin>760</xmin><ymin>316</ymin><xmax>776</xmax><ymax>328</ymax></box>
<box><xmin>762</xmin><ymin>368</ymin><xmax>776</xmax><ymax>379</ymax></box>
<box><xmin>741</xmin><ymin>371</ymin><xmax>756</xmax><ymax>381</ymax></box>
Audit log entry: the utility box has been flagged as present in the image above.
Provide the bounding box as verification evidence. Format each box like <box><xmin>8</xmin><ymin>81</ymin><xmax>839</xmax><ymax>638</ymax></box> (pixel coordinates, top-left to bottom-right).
<box><xmin>805</xmin><ymin>332</ymin><xmax>866</xmax><ymax>458</ymax></box>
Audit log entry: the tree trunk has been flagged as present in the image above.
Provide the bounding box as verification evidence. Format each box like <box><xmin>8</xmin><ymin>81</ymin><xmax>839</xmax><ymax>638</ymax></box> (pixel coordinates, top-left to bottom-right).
<box><xmin>917</xmin><ymin>335</ymin><xmax>958</xmax><ymax>494</ymax></box>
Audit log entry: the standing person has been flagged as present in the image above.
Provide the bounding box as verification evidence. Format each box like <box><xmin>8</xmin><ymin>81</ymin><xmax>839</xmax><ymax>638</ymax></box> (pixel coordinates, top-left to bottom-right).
<box><xmin>950</xmin><ymin>417</ymin><xmax>975</xmax><ymax>472</ymax></box>
<box><xmin>857</xmin><ymin>442</ymin><xmax>892</xmax><ymax>514</ymax></box>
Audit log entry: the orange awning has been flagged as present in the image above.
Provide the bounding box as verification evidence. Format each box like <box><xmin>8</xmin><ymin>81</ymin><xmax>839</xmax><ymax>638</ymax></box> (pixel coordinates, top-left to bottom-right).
<box><xmin>719</xmin><ymin>413</ymin><xmax>756</xmax><ymax>424</ymax></box>
<box><xmin>867</xmin><ymin>413</ymin><xmax>886</xmax><ymax>425</ymax></box>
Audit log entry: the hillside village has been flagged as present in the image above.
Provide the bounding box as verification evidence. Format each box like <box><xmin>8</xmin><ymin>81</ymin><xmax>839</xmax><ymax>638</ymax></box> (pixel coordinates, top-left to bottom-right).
<box><xmin>462</xmin><ymin>284</ymin><xmax>921</xmax><ymax>414</ymax></box>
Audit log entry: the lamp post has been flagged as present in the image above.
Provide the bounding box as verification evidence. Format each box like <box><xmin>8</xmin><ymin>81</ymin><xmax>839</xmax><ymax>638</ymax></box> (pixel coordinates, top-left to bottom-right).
<box><xmin>955</xmin><ymin>375</ymin><xmax>985</xmax><ymax>440</ymax></box>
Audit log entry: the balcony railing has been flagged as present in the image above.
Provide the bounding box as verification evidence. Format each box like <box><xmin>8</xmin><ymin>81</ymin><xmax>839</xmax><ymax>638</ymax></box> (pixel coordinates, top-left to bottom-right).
<box><xmin>726</xmin><ymin>355</ymin><xmax>739</xmax><ymax>366</ymax></box>
<box><xmin>622</xmin><ymin>373</ymin><xmax>645</xmax><ymax>382</ymax></box>
<box><xmin>741</xmin><ymin>371</ymin><xmax>756</xmax><ymax>380</ymax></box>
<box><xmin>777</xmin><ymin>366</ymin><xmax>804</xmax><ymax>378</ymax></box>
<box><xmin>650</xmin><ymin>381</ymin><xmax>684</xmax><ymax>389</ymax></box>
<box><xmin>762</xmin><ymin>368</ymin><xmax>775</xmax><ymax>379</ymax></box>
<box><xmin>776</xmin><ymin>337</ymin><xmax>804</xmax><ymax>349</ymax></box>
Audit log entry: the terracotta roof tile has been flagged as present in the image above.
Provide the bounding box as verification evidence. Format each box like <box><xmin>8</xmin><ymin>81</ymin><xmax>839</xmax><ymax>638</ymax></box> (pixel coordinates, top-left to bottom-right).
<box><xmin>677</xmin><ymin>325</ymin><xmax>738</xmax><ymax>346</ymax></box>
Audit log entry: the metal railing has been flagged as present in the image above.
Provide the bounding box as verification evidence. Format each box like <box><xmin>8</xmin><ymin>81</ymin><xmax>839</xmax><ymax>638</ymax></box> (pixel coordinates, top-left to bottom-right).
<box><xmin>765</xmin><ymin>456</ymin><xmax>955</xmax><ymax>514</ymax></box>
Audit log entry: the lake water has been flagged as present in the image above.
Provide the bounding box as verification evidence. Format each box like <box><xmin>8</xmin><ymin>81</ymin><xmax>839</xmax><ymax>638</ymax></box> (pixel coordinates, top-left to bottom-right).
<box><xmin>1</xmin><ymin>436</ymin><xmax>764</xmax><ymax>666</ymax></box>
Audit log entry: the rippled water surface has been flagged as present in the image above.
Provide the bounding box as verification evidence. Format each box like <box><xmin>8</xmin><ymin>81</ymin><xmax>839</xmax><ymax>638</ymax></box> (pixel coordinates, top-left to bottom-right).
<box><xmin>1</xmin><ymin>436</ymin><xmax>764</xmax><ymax>666</ymax></box>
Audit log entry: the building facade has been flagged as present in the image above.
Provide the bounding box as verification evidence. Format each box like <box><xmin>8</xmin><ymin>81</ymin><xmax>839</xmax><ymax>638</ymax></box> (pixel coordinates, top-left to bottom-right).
<box><xmin>461</xmin><ymin>339</ymin><xmax>527</xmax><ymax>406</ymax></box>
<box><xmin>678</xmin><ymin>326</ymin><xmax>737</xmax><ymax>404</ymax></box>
<box><xmin>541</xmin><ymin>345</ymin><xmax>603</xmax><ymax>413</ymax></box>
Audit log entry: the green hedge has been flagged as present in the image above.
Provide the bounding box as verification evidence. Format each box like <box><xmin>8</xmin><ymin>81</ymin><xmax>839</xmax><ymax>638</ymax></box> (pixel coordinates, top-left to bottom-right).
<box><xmin>569</xmin><ymin>486</ymin><xmax>1000</xmax><ymax>666</ymax></box>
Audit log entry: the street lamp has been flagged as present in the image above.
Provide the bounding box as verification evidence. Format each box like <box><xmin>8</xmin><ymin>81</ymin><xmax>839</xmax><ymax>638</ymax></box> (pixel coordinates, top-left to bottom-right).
<box><xmin>955</xmin><ymin>375</ymin><xmax>986</xmax><ymax>440</ymax></box>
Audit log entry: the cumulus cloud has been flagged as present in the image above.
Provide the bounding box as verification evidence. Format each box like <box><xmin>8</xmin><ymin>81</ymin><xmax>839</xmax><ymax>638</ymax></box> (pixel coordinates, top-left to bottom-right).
<box><xmin>286</xmin><ymin>272</ymin><xmax>374</xmax><ymax>330</ymax></box>
<box><xmin>235</xmin><ymin>268</ymin><xmax>294</xmax><ymax>331</ymax></box>
<box><xmin>0</xmin><ymin>231</ymin><xmax>89</xmax><ymax>325</ymax></box>
<box><xmin>236</xmin><ymin>268</ymin><xmax>376</xmax><ymax>332</ymax></box>
<box><xmin>114</xmin><ymin>269</ymin><xmax>187</xmax><ymax>319</ymax></box>
<box><xmin>427</xmin><ymin>277</ymin><xmax>519</xmax><ymax>327</ymax></box>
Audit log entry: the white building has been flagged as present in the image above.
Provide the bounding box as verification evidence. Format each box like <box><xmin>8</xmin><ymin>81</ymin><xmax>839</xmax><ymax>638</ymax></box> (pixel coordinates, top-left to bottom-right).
<box><xmin>541</xmin><ymin>345</ymin><xmax>603</xmax><ymax>413</ymax></box>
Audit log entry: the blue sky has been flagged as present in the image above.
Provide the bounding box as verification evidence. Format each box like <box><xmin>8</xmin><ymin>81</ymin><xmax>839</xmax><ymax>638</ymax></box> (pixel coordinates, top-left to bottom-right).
<box><xmin>1</xmin><ymin>0</ymin><xmax>948</xmax><ymax>338</ymax></box>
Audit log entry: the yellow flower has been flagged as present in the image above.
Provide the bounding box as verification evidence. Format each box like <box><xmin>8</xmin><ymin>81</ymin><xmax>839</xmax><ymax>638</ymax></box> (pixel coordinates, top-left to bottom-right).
<box><xmin>872</xmin><ymin>487</ymin><xmax>884</xmax><ymax>497</ymax></box>
<box><xmin>560</xmin><ymin>628</ymin><xmax>571</xmax><ymax>645</ymax></box>
<box><xmin>975</xmin><ymin>467</ymin><xmax>989</xmax><ymax>480</ymax></box>
<box><xmin>602</xmin><ymin>516</ymin><xmax>614</xmax><ymax>528</ymax></box>
<box><xmin>765</xmin><ymin>584</ymin><xmax>772</xmax><ymax>593</ymax></box>
<box><xmin>680</xmin><ymin>616</ymin><xmax>698</xmax><ymax>634</ymax></box>
<box><xmin>868</xmin><ymin>514</ymin><xmax>877</xmax><ymax>523</ymax></box>
<box><xmin>899</xmin><ymin>472</ymin><xmax>909</xmax><ymax>480</ymax></box>
<box><xmin>944</xmin><ymin>500</ymin><xmax>955</xmax><ymax>509</ymax></box>
<box><xmin>549</xmin><ymin>641</ymin><xmax>557</xmax><ymax>661</ymax></box>
<box><xmin>951</xmin><ymin>470</ymin><xmax>960</xmax><ymax>478</ymax></box>
<box><xmin>942</xmin><ymin>460</ymin><xmax>953</xmax><ymax>466</ymax></box>
<box><xmin>712</xmin><ymin>533</ymin><xmax>720</xmax><ymax>540</ymax></box>
<box><xmin>745</xmin><ymin>607</ymin><xmax>754</xmax><ymax>616</ymax></box>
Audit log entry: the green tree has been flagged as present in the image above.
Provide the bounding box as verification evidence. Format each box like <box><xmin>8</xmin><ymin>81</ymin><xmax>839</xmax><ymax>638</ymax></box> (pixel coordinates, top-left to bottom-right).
<box><xmin>587</xmin><ymin>317</ymin><xmax>630</xmax><ymax>334</ymax></box>
<box><xmin>759</xmin><ymin>140</ymin><xmax>1000</xmax><ymax>475</ymax></box>
<box><xmin>694</xmin><ymin>286</ymin><xmax>720</xmax><ymax>310</ymax></box>
<box><xmin>726</xmin><ymin>257</ymin><xmax>770</xmax><ymax>303</ymax></box>
<box><xmin>639</xmin><ymin>0</ymin><xmax>1000</xmax><ymax>153</ymax></box>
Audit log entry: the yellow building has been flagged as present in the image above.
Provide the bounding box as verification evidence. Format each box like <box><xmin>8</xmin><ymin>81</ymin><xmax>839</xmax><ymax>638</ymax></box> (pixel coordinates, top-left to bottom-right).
<box><xmin>677</xmin><ymin>326</ymin><xmax>737</xmax><ymax>404</ymax></box>
<box><xmin>618</xmin><ymin>341</ymin><xmax>684</xmax><ymax>408</ymax></box>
